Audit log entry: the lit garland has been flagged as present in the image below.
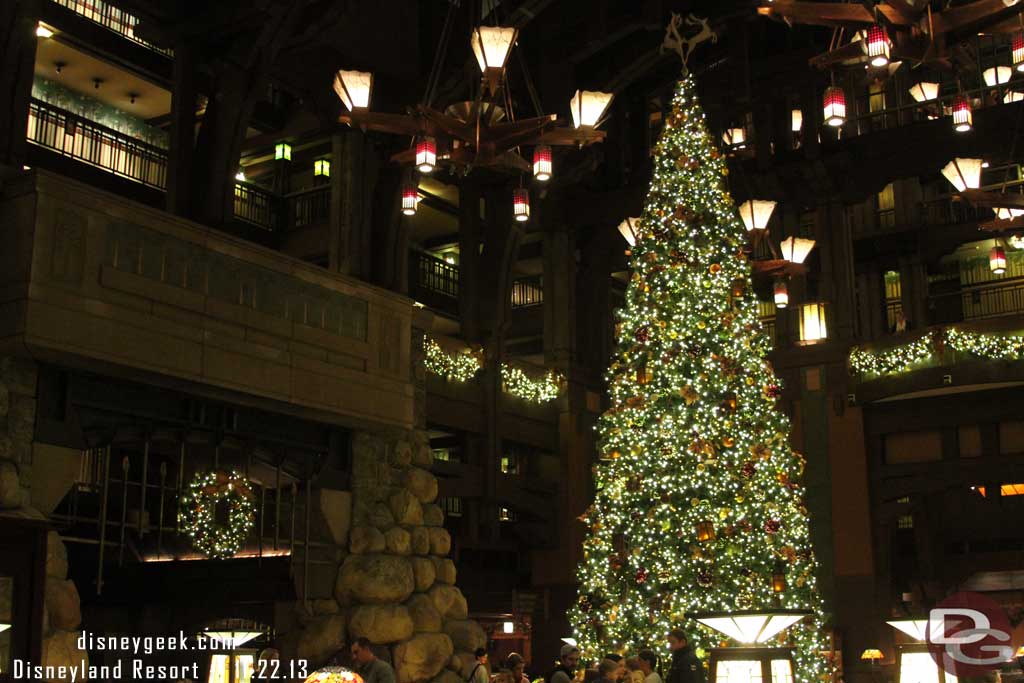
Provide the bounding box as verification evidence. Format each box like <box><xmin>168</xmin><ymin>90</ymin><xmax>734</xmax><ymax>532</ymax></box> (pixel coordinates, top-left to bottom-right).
<box><xmin>849</xmin><ymin>328</ymin><xmax>1024</xmax><ymax>377</ymax></box>
<box><xmin>501</xmin><ymin>364</ymin><xmax>562</xmax><ymax>403</ymax></box>
<box><xmin>424</xmin><ymin>336</ymin><xmax>482</xmax><ymax>382</ymax></box>
<box><xmin>569</xmin><ymin>75</ymin><xmax>829</xmax><ymax>683</ymax></box>
<box><xmin>423</xmin><ymin>335</ymin><xmax>562</xmax><ymax>403</ymax></box>
<box><xmin>179</xmin><ymin>470</ymin><xmax>256</xmax><ymax>560</ymax></box>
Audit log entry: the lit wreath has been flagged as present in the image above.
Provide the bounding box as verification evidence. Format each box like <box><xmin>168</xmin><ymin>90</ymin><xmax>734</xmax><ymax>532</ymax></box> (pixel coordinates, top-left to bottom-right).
<box><xmin>179</xmin><ymin>470</ymin><xmax>256</xmax><ymax>559</ymax></box>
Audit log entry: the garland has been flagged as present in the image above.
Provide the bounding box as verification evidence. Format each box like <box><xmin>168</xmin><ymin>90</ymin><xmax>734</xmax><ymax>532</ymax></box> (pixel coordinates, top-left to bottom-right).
<box><xmin>423</xmin><ymin>335</ymin><xmax>562</xmax><ymax>403</ymax></box>
<box><xmin>850</xmin><ymin>328</ymin><xmax>1024</xmax><ymax>377</ymax></box>
<box><xmin>179</xmin><ymin>470</ymin><xmax>256</xmax><ymax>559</ymax></box>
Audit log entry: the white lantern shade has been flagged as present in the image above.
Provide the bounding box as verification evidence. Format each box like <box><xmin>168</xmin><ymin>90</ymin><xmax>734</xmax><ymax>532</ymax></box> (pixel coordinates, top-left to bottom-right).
<box><xmin>908</xmin><ymin>82</ymin><xmax>939</xmax><ymax>103</ymax></box>
<box><xmin>471</xmin><ymin>26</ymin><xmax>517</xmax><ymax>72</ymax></box>
<box><xmin>738</xmin><ymin>200</ymin><xmax>777</xmax><ymax>231</ymax></box>
<box><xmin>1005</xmin><ymin>90</ymin><xmax>1024</xmax><ymax>103</ymax></box>
<box><xmin>791</xmin><ymin>109</ymin><xmax>803</xmax><ymax>132</ymax></box>
<box><xmin>983</xmin><ymin>66</ymin><xmax>1012</xmax><ymax>87</ymax></box>
<box><xmin>0</xmin><ymin>623</ymin><xmax>10</xmax><ymax>633</ymax></box>
<box><xmin>533</xmin><ymin>145</ymin><xmax>552</xmax><ymax>181</ymax></box>
<box><xmin>570</xmin><ymin>90</ymin><xmax>614</xmax><ymax>129</ymax></box>
<box><xmin>333</xmin><ymin>70</ymin><xmax>373</xmax><ymax>111</ymax></box>
<box><xmin>991</xmin><ymin>246</ymin><xmax>1007</xmax><ymax>274</ymax></box>
<box><xmin>780</xmin><ymin>236</ymin><xmax>816</xmax><ymax>264</ymax></box>
<box><xmin>996</xmin><ymin>208</ymin><xmax>1024</xmax><ymax>220</ymax></box>
<box><xmin>202</xmin><ymin>630</ymin><xmax>262</xmax><ymax>649</ymax></box>
<box><xmin>618</xmin><ymin>217</ymin><xmax>642</xmax><ymax>246</ymax></box>
<box><xmin>941</xmin><ymin>158</ymin><xmax>983</xmax><ymax>192</ymax></box>
<box><xmin>723</xmin><ymin>128</ymin><xmax>746</xmax><ymax>148</ymax></box>
<box><xmin>774</xmin><ymin>280</ymin><xmax>789</xmax><ymax>308</ymax></box>
<box><xmin>691</xmin><ymin>611</ymin><xmax>808</xmax><ymax>644</ymax></box>
<box><xmin>887</xmin><ymin>620</ymin><xmax>929</xmax><ymax>642</ymax></box>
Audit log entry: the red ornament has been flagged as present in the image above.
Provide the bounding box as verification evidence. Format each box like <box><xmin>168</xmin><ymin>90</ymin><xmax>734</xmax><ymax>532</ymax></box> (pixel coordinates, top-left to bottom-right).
<box><xmin>636</xmin><ymin>568</ymin><xmax>649</xmax><ymax>584</ymax></box>
<box><xmin>764</xmin><ymin>519</ymin><xmax>782</xmax><ymax>534</ymax></box>
<box><xmin>741</xmin><ymin>461</ymin><xmax>756</xmax><ymax>478</ymax></box>
<box><xmin>635</xmin><ymin>326</ymin><xmax>650</xmax><ymax>342</ymax></box>
<box><xmin>764</xmin><ymin>384</ymin><xmax>782</xmax><ymax>399</ymax></box>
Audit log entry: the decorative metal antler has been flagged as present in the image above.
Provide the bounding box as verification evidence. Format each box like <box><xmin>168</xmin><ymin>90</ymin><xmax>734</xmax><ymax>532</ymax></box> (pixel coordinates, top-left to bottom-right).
<box><xmin>662</xmin><ymin>13</ymin><xmax>718</xmax><ymax>73</ymax></box>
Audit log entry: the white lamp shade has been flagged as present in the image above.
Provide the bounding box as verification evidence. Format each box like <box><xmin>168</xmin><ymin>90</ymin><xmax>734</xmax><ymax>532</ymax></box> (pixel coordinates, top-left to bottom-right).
<box><xmin>1005</xmin><ymin>90</ymin><xmax>1024</xmax><ymax>103</ymax></box>
<box><xmin>941</xmin><ymin>158</ymin><xmax>983</xmax><ymax>192</ymax></box>
<box><xmin>887</xmin><ymin>620</ymin><xmax>929</xmax><ymax>642</ymax></box>
<box><xmin>503</xmin><ymin>621</ymin><xmax>515</xmax><ymax>634</ymax></box>
<box><xmin>723</xmin><ymin>128</ymin><xmax>746</xmax><ymax>148</ymax></box>
<box><xmin>996</xmin><ymin>208</ymin><xmax>1024</xmax><ymax>220</ymax></box>
<box><xmin>0</xmin><ymin>623</ymin><xmax>10</xmax><ymax>633</ymax></box>
<box><xmin>471</xmin><ymin>26</ymin><xmax>517</xmax><ymax>71</ymax></box>
<box><xmin>780</xmin><ymin>236</ymin><xmax>816</xmax><ymax>264</ymax></box>
<box><xmin>791</xmin><ymin>109</ymin><xmax>803</xmax><ymax>132</ymax></box>
<box><xmin>692</xmin><ymin>611</ymin><xmax>808</xmax><ymax>644</ymax></box>
<box><xmin>333</xmin><ymin>70</ymin><xmax>373</xmax><ymax>110</ymax></box>
<box><xmin>908</xmin><ymin>82</ymin><xmax>939</xmax><ymax>103</ymax></box>
<box><xmin>984</xmin><ymin>66</ymin><xmax>1012</xmax><ymax>87</ymax></box>
<box><xmin>570</xmin><ymin>90</ymin><xmax>614</xmax><ymax>128</ymax></box>
<box><xmin>202</xmin><ymin>630</ymin><xmax>262</xmax><ymax>649</ymax></box>
<box><xmin>618</xmin><ymin>217</ymin><xmax>642</xmax><ymax>246</ymax></box>
<box><xmin>738</xmin><ymin>200</ymin><xmax>777</xmax><ymax>231</ymax></box>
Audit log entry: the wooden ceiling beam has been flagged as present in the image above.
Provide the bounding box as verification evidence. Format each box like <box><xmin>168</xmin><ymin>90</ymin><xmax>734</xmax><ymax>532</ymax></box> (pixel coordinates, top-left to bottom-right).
<box><xmin>961</xmin><ymin>189</ymin><xmax>1024</xmax><ymax>209</ymax></box>
<box><xmin>758</xmin><ymin>1</ymin><xmax>913</xmax><ymax>28</ymax></box>
<box><xmin>932</xmin><ymin>0</ymin><xmax>1021</xmax><ymax>37</ymax></box>
<box><xmin>809</xmin><ymin>40</ymin><xmax>866</xmax><ymax>69</ymax></box>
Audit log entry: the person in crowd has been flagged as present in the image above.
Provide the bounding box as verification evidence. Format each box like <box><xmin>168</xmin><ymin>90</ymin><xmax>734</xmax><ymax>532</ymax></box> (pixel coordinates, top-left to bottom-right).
<box><xmin>506</xmin><ymin>653</ymin><xmax>530</xmax><ymax>683</ymax></box>
<box><xmin>624</xmin><ymin>658</ymin><xmax>644</xmax><ymax>683</ymax></box>
<box><xmin>666</xmin><ymin>631</ymin><xmax>703</xmax><ymax>683</ymax></box>
<box><xmin>470</xmin><ymin>648</ymin><xmax>490</xmax><ymax>683</ymax></box>
<box><xmin>581</xmin><ymin>669</ymin><xmax>600</xmax><ymax>683</ymax></box>
<box><xmin>597</xmin><ymin>659</ymin><xmax>625</xmax><ymax>683</ymax></box>
<box><xmin>549</xmin><ymin>644</ymin><xmax>581</xmax><ymax>683</ymax></box>
<box><xmin>351</xmin><ymin>637</ymin><xmax>396</xmax><ymax>683</ymax></box>
<box><xmin>637</xmin><ymin>650</ymin><xmax>662</xmax><ymax>683</ymax></box>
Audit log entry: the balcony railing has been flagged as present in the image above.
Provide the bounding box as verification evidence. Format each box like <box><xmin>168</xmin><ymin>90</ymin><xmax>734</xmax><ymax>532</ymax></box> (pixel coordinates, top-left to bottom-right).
<box><xmin>50</xmin><ymin>0</ymin><xmax>173</xmax><ymax>56</ymax></box>
<box><xmin>28</xmin><ymin>98</ymin><xmax>167</xmax><ymax>189</ymax></box>
<box><xmin>233</xmin><ymin>182</ymin><xmax>279</xmax><ymax>231</ymax></box>
<box><xmin>412</xmin><ymin>251</ymin><xmax>459</xmax><ymax>299</ymax></box>
<box><xmin>511</xmin><ymin>275</ymin><xmax>543</xmax><ymax>308</ymax></box>
<box><xmin>287</xmin><ymin>186</ymin><xmax>330</xmax><ymax>229</ymax></box>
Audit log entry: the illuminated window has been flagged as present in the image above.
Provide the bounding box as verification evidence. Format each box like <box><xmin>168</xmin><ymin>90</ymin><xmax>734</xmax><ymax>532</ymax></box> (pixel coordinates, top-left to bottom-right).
<box><xmin>717</xmin><ymin>660</ymin><xmax>763</xmax><ymax>683</ymax></box>
<box><xmin>433</xmin><ymin>449</ymin><xmax>450</xmax><ymax>462</ymax></box>
<box><xmin>798</xmin><ymin>303</ymin><xmax>828</xmax><ymax>342</ymax></box>
<box><xmin>898</xmin><ymin>515</ymin><xmax>914</xmax><ymax>529</ymax></box>
<box><xmin>869</xmin><ymin>82</ymin><xmax>887</xmax><ymax>113</ymax></box>
<box><xmin>441</xmin><ymin>497</ymin><xmax>463</xmax><ymax>517</ymax></box>
<box><xmin>770</xmin><ymin>660</ymin><xmax>793</xmax><ymax>683</ymax></box>
<box><xmin>897</xmin><ymin>496</ymin><xmax>910</xmax><ymax>504</ymax></box>
<box><xmin>877</xmin><ymin>184</ymin><xmax>895</xmax><ymax>229</ymax></box>
<box><xmin>899</xmin><ymin>651</ymin><xmax>956</xmax><ymax>683</ymax></box>
<box><xmin>500</xmin><ymin>453</ymin><xmax>519</xmax><ymax>474</ymax></box>
<box><xmin>499</xmin><ymin>507</ymin><xmax>518</xmax><ymax>522</ymax></box>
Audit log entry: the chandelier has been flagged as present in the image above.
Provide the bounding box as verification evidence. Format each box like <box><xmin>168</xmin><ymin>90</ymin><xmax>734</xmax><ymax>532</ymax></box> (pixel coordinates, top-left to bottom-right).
<box><xmin>334</xmin><ymin>9</ymin><xmax>613</xmax><ymax>221</ymax></box>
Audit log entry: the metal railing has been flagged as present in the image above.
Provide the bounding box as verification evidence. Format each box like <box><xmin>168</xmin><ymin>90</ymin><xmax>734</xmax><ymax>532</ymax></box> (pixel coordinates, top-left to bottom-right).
<box><xmin>27</xmin><ymin>98</ymin><xmax>167</xmax><ymax>189</ymax></box>
<box><xmin>50</xmin><ymin>0</ymin><xmax>173</xmax><ymax>56</ymax></box>
<box><xmin>233</xmin><ymin>182</ymin><xmax>279</xmax><ymax>231</ymax></box>
<box><xmin>412</xmin><ymin>251</ymin><xmax>459</xmax><ymax>299</ymax></box>
<box><xmin>511</xmin><ymin>275</ymin><xmax>543</xmax><ymax>308</ymax></box>
<box><xmin>287</xmin><ymin>186</ymin><xmax>330</xmax><ymax>229</ymax></box>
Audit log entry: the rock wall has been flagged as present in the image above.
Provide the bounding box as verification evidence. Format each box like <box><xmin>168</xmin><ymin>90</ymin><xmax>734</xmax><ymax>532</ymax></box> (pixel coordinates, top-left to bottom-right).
<box><xmin>286</xmin><ymin>429</ymin><xmax>484</xmax><ymax>683</ymax></box>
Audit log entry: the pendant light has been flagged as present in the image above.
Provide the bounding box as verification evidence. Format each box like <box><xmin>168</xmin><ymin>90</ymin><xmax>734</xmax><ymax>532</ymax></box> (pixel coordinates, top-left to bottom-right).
<box><xmin>952</xmin><ymin>95</ymin><xmax>972</xmax><ymax>133</ymax></box>
<box><xmin>823</xmin><ymin>84</ymin><xmax>846</xmax><ymax>127</ymax></box>
<box><xmin>513</xmin><ymin>187</ymin><xmax>530</xmax><ymax>222</ymax></box>
<box><xmin>415</xmin><ymin>136</ymin><xmax>437</xmax><ymax>173</ymax></box>
<box><xmin>533</xmin><ymin>145</ymin><xmax>552</xmax><ymax>181</ymax></box>
<box><xmin>773</xmin><ymin>280</ymin><xmax>789</xmax><ymax>308</ymax></box>
<box><xmin>401</xmin><ymin>185</ymin><xmax>419</xmax><ymax>216</ymax></box>
<box><xmin>991</xmin><ymin>245</ymin><xmax>1007</xmax><ymax>275</ymax></box>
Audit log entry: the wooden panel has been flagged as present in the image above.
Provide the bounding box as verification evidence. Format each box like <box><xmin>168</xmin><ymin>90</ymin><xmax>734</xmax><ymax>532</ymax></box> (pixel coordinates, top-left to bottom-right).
<box><xmin>884</xmin><ymin>430</ymin><xmax>943</xmax><ymax>464</ymax></box>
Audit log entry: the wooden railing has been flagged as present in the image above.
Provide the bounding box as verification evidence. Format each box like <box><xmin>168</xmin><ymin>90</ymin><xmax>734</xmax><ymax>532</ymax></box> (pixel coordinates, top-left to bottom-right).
<box><xmin>510</xmin><ymin>275</ymin><xmax>543</xmax><ymax>308</ymax></box>
<box><xmin>50</xmin><ymin>0</ymin><xmax>173</xmax><ymax>56</ymax></box>
<box><xmin>27</xmin><ymin>98</ymin><xmax>167</xmax><ymax>189</ymax></box>
<box><xmin>411</xmin><ymin>251</ymin><xmax>459</xmax><ymax>299</ymax></box>
<box><xmin>233</xmin><ymin>182</ymin><xmax>279</xmax><ymax>231</ymax></box>
<box><xmin>287</xmin><ymin>186</ymin><xmax>330</xmax><ymax>229</ymax></box>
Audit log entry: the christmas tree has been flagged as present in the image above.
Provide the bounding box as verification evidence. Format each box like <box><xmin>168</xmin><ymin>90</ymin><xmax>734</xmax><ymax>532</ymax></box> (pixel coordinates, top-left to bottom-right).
<box><xmin>569</xmin><ymin>75</ymin><xmax>828</xmax><ymax>683</ymax></box>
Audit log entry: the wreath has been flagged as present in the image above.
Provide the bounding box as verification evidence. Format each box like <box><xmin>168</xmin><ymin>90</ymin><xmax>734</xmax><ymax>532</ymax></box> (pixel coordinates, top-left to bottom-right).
<box><xmin>179</xmin><ymin>470</ymin><xmax>256</xmax><ymax>559</ymax></box>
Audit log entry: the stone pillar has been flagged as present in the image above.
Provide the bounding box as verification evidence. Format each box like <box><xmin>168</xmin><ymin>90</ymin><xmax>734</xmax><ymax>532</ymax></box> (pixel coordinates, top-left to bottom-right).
<box><xmin>0</xmin><ymin>356</ymin><xmax>38</xmax><ymax>510</ymax></box>
<box><xmin>899</xmin><ymin>255</ymin><xmax>928</xmax><ymax>330</ymax></box>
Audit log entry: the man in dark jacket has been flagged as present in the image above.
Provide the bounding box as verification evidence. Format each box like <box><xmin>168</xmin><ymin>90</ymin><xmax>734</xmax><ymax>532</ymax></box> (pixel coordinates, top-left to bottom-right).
<box><xmin>666</xmin><ymin>630</ymin><xmax>703</xmax><ymax>683</ymax></box>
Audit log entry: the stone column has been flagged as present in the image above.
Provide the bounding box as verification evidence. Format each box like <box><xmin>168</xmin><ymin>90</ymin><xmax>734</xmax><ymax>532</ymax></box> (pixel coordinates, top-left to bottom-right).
<box><xmin>0</xmin><ymin>356</ymin><xmax>38</xmax><ymax>510</ymax></box>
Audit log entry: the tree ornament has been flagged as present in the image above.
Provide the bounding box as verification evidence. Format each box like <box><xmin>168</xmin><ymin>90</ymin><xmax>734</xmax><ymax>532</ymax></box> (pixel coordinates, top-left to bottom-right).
<box><xmin>764</xmin><ymin>383</ymin><xmax>783</xmax><ymax>399</ymax></box>
<box><xmin>708</xmin><ymin>263</ymin><xmax>722</xmax><ymax>275</ymax></box>
<box><xmin>636</xmin><ymin>568</ymin><xmax>649</xmax><ymax>584</ymax></box>
<box><xmin>722</xmin><ymin>436</ymin><xmax>735</xmax><ymax>448</ymax></box>
<box><xmin>741</xmin><ymin>461</ymin><xmax>756</xmax><ymax>478</ymax></box>
<box><xmin>679</xmin><ymin>386</ymin><xmax>699</xmax><ymax>405</ymax></box>
<box><xmin>696</xmin><ymin>569</ymin><xmax>714</xmax><ymax>587</ymax></box>
<box><xmin>764</xmin><ymin>519</ymin><xmax>782</xmax><ymax>534</ymax></box>
<box><xmin>179</xmin><ymin>470</ymin><xmax>256</xmax><ymax>560</ymax></box>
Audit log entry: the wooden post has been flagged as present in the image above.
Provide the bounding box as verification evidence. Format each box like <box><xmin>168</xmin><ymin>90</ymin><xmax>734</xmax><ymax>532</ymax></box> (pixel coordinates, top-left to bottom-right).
<box><xmin>167</xmin><ymin>42</ymin><xmax>196</xmax><ymax>216</ymax></box>
<box><xmin>0</xmin><ymin>0</ymin><xmax>40</xmax><ymax>169</ymax></box>
<box><xmin>459</xmin><ymin>180</ymin><xmax>482</xmax><ymax>344</ymax></box>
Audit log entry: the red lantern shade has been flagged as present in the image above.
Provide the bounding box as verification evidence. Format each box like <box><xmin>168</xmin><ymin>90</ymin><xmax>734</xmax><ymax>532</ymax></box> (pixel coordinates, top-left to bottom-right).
<box><xmin>415</xmin><ymin>136</ymin><xmax>436</xmax><ymax>173</ymax></box>
<box><xmin>953</xmin><ymin>96</ymin><xmax>972</xmax><ymax>133</ymax></box>
<box><xmin>533</xmin><ymin>145</ymin><xmax>552</xmax><ymax>181</ymax></box>
<box><xmin>866</xmin><ymin>25</ymin><xmax>890</xmax><ymax>67</ymax></box>
<box><xmin>1015</xmin><ymin>33</ymin><xmax>1024</xmax><ymax>72</ymax></box>
<box><xmin>990</xmin><ymin>246</ymin><xmax>1007</xmax><ymax>275</ymax></box>
<box><xmin>401</xmin><ymin>185</ymin><xmax>418</xmax><ymax>216</ymax></box>
<box><xmin>513</xmin><ymin>188</ymin><xmax>530</xmax><ymax>222</ymax></box>
<box><xmin>823</xmin><ymin>86</ymin><xmax>846</xmax><ymax>127</ymax></box>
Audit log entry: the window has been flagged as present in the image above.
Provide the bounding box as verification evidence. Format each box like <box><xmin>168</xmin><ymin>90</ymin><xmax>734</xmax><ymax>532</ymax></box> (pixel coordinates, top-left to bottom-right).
<box><xmin>499</xmin><ymin>507</ymin><xmax>518</xmax><ymax>522</ymax></box>
<box><xmin>441</xmin><ymin>497</ymin><xmax>463</xmax><ymax>517</ymax></box>
<box><xmin>798</xmin><ymin>303</ymin><xmax>828</xmax><ymax>342</ymax></box>
<box><xmin>877</xmin><ymin>183</ymin><xmax>895</xmax><ymax>229</ymax></box>
<box><xmin>884</xmin><ymin>271</ymin><xmax>903</xmax><ymax>332</ymax></box>
<box><xmin>885</xmin><ymin>431</ymin><xmax>942</xmax><ymax>464</ymax></box>
<box><xmin>897</xmin><ymin>515</ymin><xmax>914</xmax><ymax>529</ymax></box>
<box><xmin>432</xmin><ymin>448</ymin><xmax>450</xmax><ymax>462</ymax></box>
<box><xmin>500</xmin><ymin>453</ymin><xmax>519</xmax><ymax>474</ymax></box>
<box><xmin>869</xmin><ymin>82</ymin><xmax>886</xmax><ymax>113</ymax></box>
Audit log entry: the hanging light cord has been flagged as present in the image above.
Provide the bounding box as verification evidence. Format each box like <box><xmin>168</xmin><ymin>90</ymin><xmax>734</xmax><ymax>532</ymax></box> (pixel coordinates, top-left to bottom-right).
<box><xmin>423</xmin><ymin>0</ymin><xmax>461</xmax><ymax>109</ymax></box>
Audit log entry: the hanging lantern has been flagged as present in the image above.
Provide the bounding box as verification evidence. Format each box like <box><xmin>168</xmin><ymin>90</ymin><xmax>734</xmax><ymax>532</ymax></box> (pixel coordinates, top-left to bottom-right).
<box><xmin>696</xmin><ymin>520</ymin><xmax>716</xmax><ymax>543</ymax></box>
<box><xmin>983</xmin><ymin>67</ymin><xmax>1012</xmax><ymax>87</ymax></box>
<box><xmin>1005</xmin><ymin>90</ymin><xmax>1024</xmax><ymax>104</ymax></box>
<box><xmin>333</xmin><ymin>70</ymin><xmax>373</xmax><ymax>111</ymax></box>
<box><xmin>941</xmin><ymin>158</ymin><xmax>983</xmax><ymax>192</ymax></box>
<box><xmin>471</xmin><ymin>26</ymin><xmax>518</xmax><ymax>72</ymax></box>
<box><xmin>865</xmin><ymin>25</ymin><xmax>890</xmax><ymax>68</ymax></box>
<box><xmin>274</xmin><ymin>142</ymin><xmax>292</xmax><ymax>161</ymax></box>
<box><xmin>737</xmin><ymin>200</ymin><xmax>777</xmax><ymax>231</ymax></box>
<box><xmin>533</xmin><ymin>145</ymin><xmax>552</xmax><ymax>181</ymax></box>
<box><xmin>570</xmin><ymin>90</ymin><xmax>614</xmax><ymax>129</ymax></box>
<box><xmin>636</xmin><ymin>365</ymin><xmax>650</xmax><ymax>385</ymax></box>
<box><xmin>722</xmin><ymin>128</ymin><xmax>747</xmax><ymax>149</ymax></box>
<box><xmin>401</xmin><ymin>185</ymin><xmax>418</xmax><ymax>216</ymax></box>
<box><xmin>772</xmin><ymin>567</ymin><xmax>787</xmax><ymax>593</ymax></box>
<box><xmin>780</xmin><ymin>237</ymin><xmax>816</xmax><ymax>264</ymax></box>
<box><xmin>996</xmin><ymin>208</ymin><xmax>1024</xmax><ymax>220</ymax></box>
<box><xmin>513</xmin><ymin>187</ymin><xmax>530</xmax><ymax>222</ymax></box>
<box><xmin>314</xmin><ymin>159</ymin><xmax>330</xmax><ymax>177</ymax></box>
<box><xmin>773</xmin><ymin>280</ymin><xmax>789</xmax><ymax>308</ymax></box>
<box><xmin>952</xmin><ymin>96</ymin><xmax>972</xmax><ymax>133</ymax></box>
<box><xmin>823</xmin><ymin>86</ymin><xmax>846</xmax><ymax>127</ymax></box>
<box><xmin>415</xmin><ymin>137</ymin><xmax>437</xmax><ymax>173</ymax></box>
<box><xmin>990</xmin><ymin>245</ymin><xmax>1007</xmax><ymax>275</ymax></box>
<box><xmin>908</xmin><ymin>82</ymin><xmax>939</xmax><ymax>103</ymax></box>
<box><xmin>618</xmin><ymin>217</ymin><xmax>642</xmax><ymax>246</ymax></box>
<box><xmin>791</xmin><ymin>109</ymin><xmax>803</xmax><ymax>132</ymax></box>
<box><xmin>1015</xmin><ymin>33</ymin><xmax>1024</xmax><ymax>72</ymax></box>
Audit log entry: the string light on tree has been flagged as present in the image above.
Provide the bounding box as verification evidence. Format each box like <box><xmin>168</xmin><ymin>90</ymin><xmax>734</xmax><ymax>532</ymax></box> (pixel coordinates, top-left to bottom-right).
<box><xmin>569</xmin><ymin>74</ymin><xmax>828</xmax><ymax>683</ymax></box>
